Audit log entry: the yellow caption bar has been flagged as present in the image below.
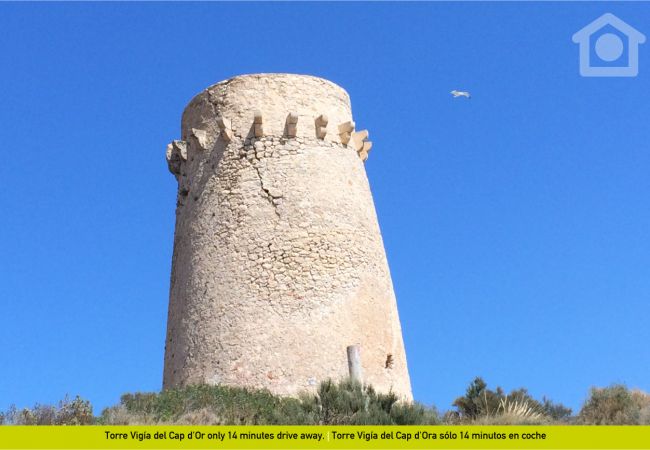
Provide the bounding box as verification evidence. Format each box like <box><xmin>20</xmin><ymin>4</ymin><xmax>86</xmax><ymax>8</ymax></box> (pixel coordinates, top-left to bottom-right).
<box><xmin>1</xmin><ymin>426</ymin><xmax>649</xmax><ymax>449</ymax></box>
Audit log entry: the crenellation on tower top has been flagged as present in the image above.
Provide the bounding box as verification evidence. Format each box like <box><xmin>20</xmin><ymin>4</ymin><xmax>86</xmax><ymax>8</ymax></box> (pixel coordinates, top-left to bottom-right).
<box><xmin>253</xmin><ymin>110</ymin><xmax>264</xmax><ymax>138</ymax></box>
<box><xmin>216</xmin><ymin>116</ymin><xmax>233</xmax><ymax>142</ymax></box>
<box><xmin>165</xmin><ymin>140</ymin><xmax>187</xmax><ymax>176</ymax></box>
<box><xmin>314</xmin><ymin>114</ymin><xmax>328</xmax><ymax>139</ymax></box>
<box><xmin>337</xmin><ymin>120</ymin><xmax>355</xmax><ymax>145</ymax></box>
<box><xmin>190</xmin><ymin>128</ymin><xmax>210</xmax><ymax>151</ymax></box>
<box><xmin>285</xmin><ymin>112</ymin><xmax>299</xmax><ymax>138</ymax></box>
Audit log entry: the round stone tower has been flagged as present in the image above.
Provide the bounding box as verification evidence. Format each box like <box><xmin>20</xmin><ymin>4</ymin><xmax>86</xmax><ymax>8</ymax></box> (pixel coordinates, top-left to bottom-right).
<box><xmin>163</xmin><ymin>74</ymin><xmax>412</xmax><ymax>400</ymax></box>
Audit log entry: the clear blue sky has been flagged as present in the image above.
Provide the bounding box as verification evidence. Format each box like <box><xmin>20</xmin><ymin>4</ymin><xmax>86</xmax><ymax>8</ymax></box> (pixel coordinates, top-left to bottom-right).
<box><xmin>1</xmin><ymin>2</ymin><xmax>649</xmax><ymax>416</ymax></box>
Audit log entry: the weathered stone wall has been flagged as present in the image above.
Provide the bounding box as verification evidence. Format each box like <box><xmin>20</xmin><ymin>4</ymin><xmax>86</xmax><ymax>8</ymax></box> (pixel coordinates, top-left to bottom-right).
<box><xmin>163</xmin><ymin>74</ymin><xmax>412</xmax><ymax>400</ymax></box>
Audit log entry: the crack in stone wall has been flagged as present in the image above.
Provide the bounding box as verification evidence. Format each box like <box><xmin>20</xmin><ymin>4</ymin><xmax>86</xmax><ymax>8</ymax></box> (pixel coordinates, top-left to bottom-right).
<box><xmin>253</xmin><ymin>164</ymin><xmax>281</xmax><ymax>218</ymax></box>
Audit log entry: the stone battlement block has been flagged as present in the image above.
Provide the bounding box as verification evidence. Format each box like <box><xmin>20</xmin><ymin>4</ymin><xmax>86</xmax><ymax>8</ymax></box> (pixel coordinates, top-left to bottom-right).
<box><xmin>216</xmin><ymin>116</ymin><xmax>233</xmax><ymax>142</ymax></box>
<box><xmin>338</xmin><ymin>121</ymin><xmax>355</xmax><ymax>144</ymax></box>
<box><xmin>165</xmin><ymin>140</ymin><xmax>187</xmax><ymax>175</ymax></box>
<box><xmin>315</xmin><ymin>114</ymin><xmax>328</xmax><ymax>139</ymax></box>
<box><xmin>350</xmin><ymin>130</ymin><xmax>369</xmax><ymax>152</ymax></box>
<box><xmin>286</xmin><ymin>112</ymin><xmax>299</xmax><ymax>137</ymax></box>
<box><xmin>359</xmin><ymin>141</ymin><xmax>372</xmax><ymax>162</ymax></box>
<box><xmin>191</xmin><ymin>128</ymin><xmax>209</xmax><ymax>151</ymax></box>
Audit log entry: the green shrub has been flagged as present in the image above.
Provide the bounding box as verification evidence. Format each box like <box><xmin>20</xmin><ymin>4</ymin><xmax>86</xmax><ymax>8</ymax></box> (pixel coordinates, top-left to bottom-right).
<box><xmin>452</xmin><ymin>377</ymin><xmax>505</xmax><ymax>420</ymax></box>
<box><xmin>578</xmin><ymin>385</ymin><xmax>650</xmax><ymax>425</ymax></box>
<box><xmin>311</xmin><ymin>379</ymin><xmax>436</xmax><ymax>425</ymax></box>
<box><xmin>98</xmin><ymin>379</ymin><xmax>436</xmax><ymax>425</ymax></box>
<box><xmin>542</xmin><ymin>396</ymin><xmax>572</xmax><ymax>421</ymax></box>
<box><xmin>451</xmin><ymin>377</ymin><xmax>569</xmax><ymax>425</ymax></box>
<box><xmin>107</xmin><ymin>383</ymin><xmax>318</xmax><ymax>425</ymax></box>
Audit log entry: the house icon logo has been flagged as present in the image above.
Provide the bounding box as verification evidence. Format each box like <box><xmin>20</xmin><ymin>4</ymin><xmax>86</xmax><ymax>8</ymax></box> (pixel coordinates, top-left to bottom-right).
<box><xmin>572</xmin><ymin>13</ymin><xmax>646</xmax><ymax>77</ymax></box>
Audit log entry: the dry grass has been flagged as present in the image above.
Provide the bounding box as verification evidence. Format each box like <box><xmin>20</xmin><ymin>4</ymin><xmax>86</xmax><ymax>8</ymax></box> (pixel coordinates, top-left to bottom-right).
<box><xmin>99</xmin><ymin>405</ymin><xmax>223</xmax><ymax>425</ymax></box>
<box><xmin>470</xmin><ymin>395</ymin><xmax>548</xmax><ymax>425</ymax></box>
<box><xmin>99</xmin><ymin>405</ymin><xmax>157</xmax><ymax>425</ymax></box>
<box><xmin>498</xmin><ymin>397</ymin><xmax>544</xmax><ymax>420</ymax></box>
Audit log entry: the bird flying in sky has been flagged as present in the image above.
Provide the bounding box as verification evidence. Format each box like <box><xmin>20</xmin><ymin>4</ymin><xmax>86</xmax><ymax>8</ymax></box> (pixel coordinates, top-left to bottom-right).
<box><xmin>451</xmin><ymin>90</ymin><xmax>471</xmax><ymax>99</ymax></box>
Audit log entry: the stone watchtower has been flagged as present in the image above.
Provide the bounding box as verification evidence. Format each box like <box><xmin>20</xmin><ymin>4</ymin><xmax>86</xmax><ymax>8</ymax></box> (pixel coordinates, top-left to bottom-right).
<box><xmin>163</xmin><ymin>74</ymin><xmax>412</xmax><ymax>400</ymax></box>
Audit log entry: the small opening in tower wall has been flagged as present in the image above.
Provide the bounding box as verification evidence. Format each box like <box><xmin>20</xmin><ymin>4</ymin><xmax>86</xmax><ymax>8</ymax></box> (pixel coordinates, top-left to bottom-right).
<box><xmin>385</xmin><ymin>354</ymin><xmax>394</xmax><ymax>369</ymax></box>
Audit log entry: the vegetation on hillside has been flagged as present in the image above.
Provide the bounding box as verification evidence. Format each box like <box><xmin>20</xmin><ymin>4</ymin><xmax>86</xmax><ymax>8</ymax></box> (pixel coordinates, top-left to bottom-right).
<box><xmin>2</xmin><ymin>378</ymin><xmax>649</xmax><ymax>425</ymax></box>
<box><xmin>98</xmin><ymin>379</ymin><xmax>436</xmax><ymax>425</ymax></box>
<box><xmin>447</xmin><ymin>377</ymin><xmax>571</xmax><ymax>425</ymax></box>
<box><xmin>577</xmin><ymin>384</ymin><xmax>650</xmax><ymax>425</ymax></box>
<box><xmin>0</xmin><ymin>395</ymin><xmax>93</xmax><ymax>425</ymax></box>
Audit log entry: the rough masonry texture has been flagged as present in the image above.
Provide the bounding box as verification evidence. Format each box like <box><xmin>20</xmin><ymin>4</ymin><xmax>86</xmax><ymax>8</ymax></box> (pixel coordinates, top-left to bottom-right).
<box><xmin>163</xmin><ymin>74</ymin><xmax>412</xmax><ymax>400</ymax></box>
